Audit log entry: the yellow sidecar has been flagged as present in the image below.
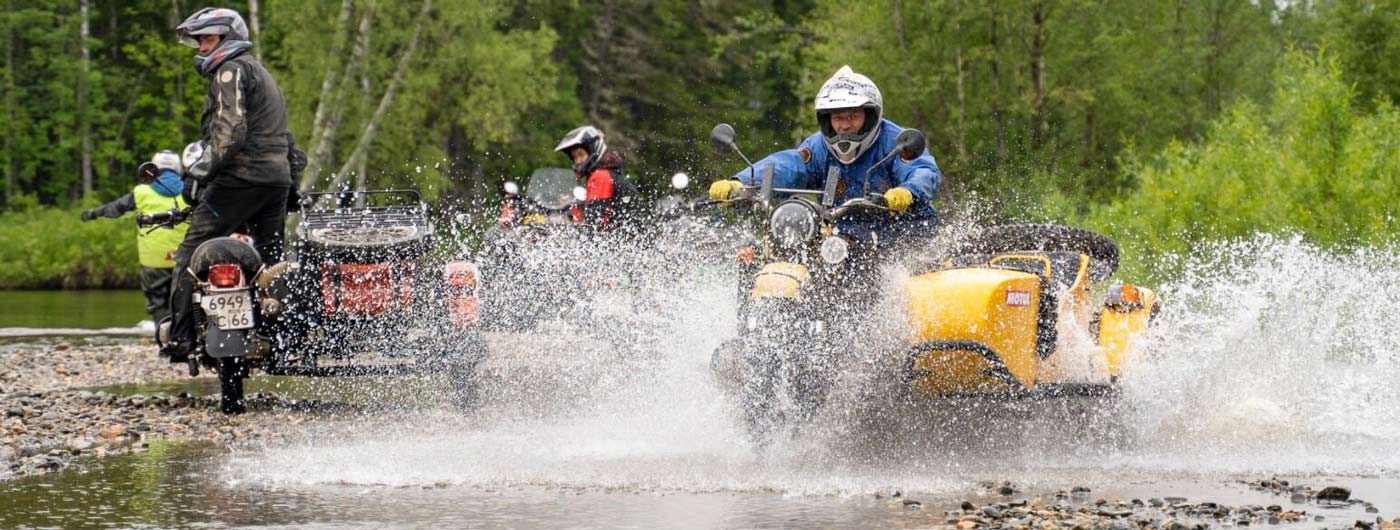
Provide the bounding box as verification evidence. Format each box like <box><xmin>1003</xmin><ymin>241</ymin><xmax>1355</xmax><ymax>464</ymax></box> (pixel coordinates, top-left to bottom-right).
<box><xmin>903</xmin><ymin>225</ymin><xmax>1158</xmax><ymax>397</ymax></box>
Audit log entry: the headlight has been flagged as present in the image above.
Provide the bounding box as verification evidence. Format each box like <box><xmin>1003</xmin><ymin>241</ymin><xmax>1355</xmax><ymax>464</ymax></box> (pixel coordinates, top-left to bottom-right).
<box><xmin>819</xmin><ymin>236</ymin><xmax>849</xmax><ymax>264</ymax></box>
<box><xmin>770</xmin><ymin>201</ymin><xmax>818</xmax><ymax>249</ymax></box>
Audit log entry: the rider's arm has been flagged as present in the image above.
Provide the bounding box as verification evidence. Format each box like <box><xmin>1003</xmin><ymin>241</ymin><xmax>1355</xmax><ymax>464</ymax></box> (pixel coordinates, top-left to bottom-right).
<box><xmin>894</xmin><ymin>150</ymin><xmax>942</xmax><ymax>203</ymax></box>
<box><xmin>203</xmin><ymin>62</ymin><xmax>249</xmax><ymax>176</ymax></box>
<box><xmin>87</xmin><ymin>193</ymin><xmax>136</xmax><ymax>219</ymax></box>
<box><xmin>730</xmin><ymin>135</ymin><xmax>825</xmax><ymax>190</ymax></box>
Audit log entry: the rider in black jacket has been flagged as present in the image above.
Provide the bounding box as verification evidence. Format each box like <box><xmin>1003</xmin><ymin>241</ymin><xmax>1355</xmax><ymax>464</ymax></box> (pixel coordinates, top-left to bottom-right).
<box><xmin>162</xmin><ymin>7</ymin><xmax>292</xmax><ymax>361</ymax></box>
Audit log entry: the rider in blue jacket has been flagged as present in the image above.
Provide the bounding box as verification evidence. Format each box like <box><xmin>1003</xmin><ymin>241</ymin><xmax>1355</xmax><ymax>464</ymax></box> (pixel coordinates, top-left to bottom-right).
<box><xmin>709</xmin><ymin>65</ymin><xmax>941</xmax><ymax>245</ymax></box>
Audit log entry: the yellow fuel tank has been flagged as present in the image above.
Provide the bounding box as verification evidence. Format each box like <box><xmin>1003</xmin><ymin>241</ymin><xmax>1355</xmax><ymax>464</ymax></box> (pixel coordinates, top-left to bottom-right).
<box><xmin>904</xmin><ymin>268</ymin><xmax>1043</xmax><ymax>394</ymax></box>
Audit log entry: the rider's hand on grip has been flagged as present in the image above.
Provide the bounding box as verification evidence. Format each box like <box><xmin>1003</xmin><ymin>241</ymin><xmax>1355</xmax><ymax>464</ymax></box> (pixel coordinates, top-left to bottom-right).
<box><xmin>884</xmin><ymin>187</ymin><xmax>914</xmax><ymax>212</ymax></box>
<box><xmin>708</xmin><ymin>180</ymin><xmax>744</xmax><ymax>201</ymax></box>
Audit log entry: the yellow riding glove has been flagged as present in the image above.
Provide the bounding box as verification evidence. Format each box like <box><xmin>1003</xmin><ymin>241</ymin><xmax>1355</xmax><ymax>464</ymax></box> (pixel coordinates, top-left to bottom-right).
<box><xmin>884</xmin><ymin>187</ymin><xmax>914</xmax><ymax>212</ymax></box>
<box><xmin>709</xmin><ymin>180</ymin><xmax>744</xmax><ymax>201</ymax></box>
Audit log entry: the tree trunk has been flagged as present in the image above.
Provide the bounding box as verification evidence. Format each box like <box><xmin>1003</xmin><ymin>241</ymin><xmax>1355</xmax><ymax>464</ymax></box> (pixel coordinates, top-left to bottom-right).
<box><xmin>1029</xmin><ymin>0</ymin><xmax>1048</xmax><ymax>153</ymax></box>
<box><xmin>891</xmin><ymin>0</ymin><xmax>927</xmax><ymax>133</ymax></box>
<box><xmin>323</xmin><ymin>0</ymin><xmax>431</xmax><ymax>194</ymax></box>
<box><xmin>953</xmin><ymin>0</ymin><xmax>967</xmax><ymax>163</ymax></box>
<box><xmin>248</xmin><ymin>0</ymin><xmax>261</xmax><ymax>57</ymax></box>
<box><xmin>989</xmin><ymin>0</ymin><xmax>1006</xmax><ymax>166</ymax></box>
<box><xmin>3</xmin><ymin>0</ymin><xmax>14</xmax><ymax>201</ymax></box>
<box><xmin>79</xmin><ymin>0</ymin><xmax>92</xmax><ymax>198</ymax></box>
<box><xmin>300</xmin><ymin>0</ymin><xmax>355</xmax><ymax>189</ymax></box>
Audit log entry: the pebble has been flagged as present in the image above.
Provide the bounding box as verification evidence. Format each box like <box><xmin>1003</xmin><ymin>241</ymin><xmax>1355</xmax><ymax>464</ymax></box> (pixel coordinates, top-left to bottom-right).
<box><xmin>1317</xmin><ymin>486</ymin><xmax>1352</xmax><ymax>502</ymax></box>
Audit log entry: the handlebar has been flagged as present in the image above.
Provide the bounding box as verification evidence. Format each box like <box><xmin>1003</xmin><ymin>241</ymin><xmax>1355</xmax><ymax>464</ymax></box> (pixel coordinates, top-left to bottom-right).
<box><xmin>136</xmin><ymin>207</ymin><xmax>191</xmax><ymax>230</ymax></box>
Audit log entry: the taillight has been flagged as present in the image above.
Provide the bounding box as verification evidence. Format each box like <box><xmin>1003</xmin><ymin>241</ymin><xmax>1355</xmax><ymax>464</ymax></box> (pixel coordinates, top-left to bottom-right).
<box><xmin>445</xmin><ymin>262</ymin><xmax>477</xmax><ymax>289</ymax></box>
<box><xmin>209</xmin><ymin>263</ymin><xmax>243</xmax><ymax>288</ymax></box>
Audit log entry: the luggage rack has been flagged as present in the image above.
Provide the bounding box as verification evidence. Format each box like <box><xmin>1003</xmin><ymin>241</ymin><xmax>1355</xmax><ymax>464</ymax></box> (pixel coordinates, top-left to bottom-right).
<box><xmin>296</xmin><ymin>189</ymin><xmax>434</xmax><ymax>256</ymax></box>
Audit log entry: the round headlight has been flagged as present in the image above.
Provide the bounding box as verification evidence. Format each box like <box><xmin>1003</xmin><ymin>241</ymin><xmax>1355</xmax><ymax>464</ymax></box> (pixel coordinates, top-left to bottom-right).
<box><xmin>819</xmin><ymin>236</ymin><xmax>849</xmax><ymax>264</ymax></box>
<box><xmin>770</xmin><ymin>201</ymin><xmax>818</xmax><ymax>249</ymax></box>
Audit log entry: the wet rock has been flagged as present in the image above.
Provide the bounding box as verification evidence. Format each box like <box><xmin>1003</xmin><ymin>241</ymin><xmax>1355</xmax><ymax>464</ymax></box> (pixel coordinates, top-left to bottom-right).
<box><xmin>54</xmin><ymin>342</ymin><xmax>71</xmax><ymax>351</ymax></box>
<box><xmin>1268</xmin><ymin>505</ymin><xmax>1283</xmax><ymax>513</ymax></box>
<box><xmin>1317</xmin><ymin>487</ymin><xmax>1352</xmax><ymax>502</ymax></box>
<box><xmin>1000</xmin><ymin>485</ymin><xmax>1017</xmax><ymax>495</ymax></box>
<box><xmin>982</xmin><ymin>506</ymin><xmax>1004</xmax><ymax>519</ymax></box>
<box><xmin>1165</xmin><ymin>497</ymin><xmax>1187</xmax><ymax>504</ymax></box>
<box><xmin>1149</xmin><ymin>498</ymin><xmax>1165</xmax><ymax>508</ymax></box>
<box><xmin>903</xmin><ymin>499</ymin><xmax>922</xmax><ymax>510</ymax></box>
<box><xmin>963</xmin><ymin>501</ymin><xmax>978</xmax><ymax>511</ymax></box>
<box><xmin>1291</xmin><ymin>493</ymin><xmax>1309</xmax><ymax>504</ymax></box>
<box><xmin>1269</xmin><ymin>516</ymin><xmax>1281</xmax><ymax>525</ymax></box>
<box><xmin>957</xmin><ymin>520</ymin><xmax>978</xmax><ymax>530</ymax></box>
<box><xmin>1365</xmin><ymin>507</ymin><xmax>1379</xmax><ymax>514</ymax></box>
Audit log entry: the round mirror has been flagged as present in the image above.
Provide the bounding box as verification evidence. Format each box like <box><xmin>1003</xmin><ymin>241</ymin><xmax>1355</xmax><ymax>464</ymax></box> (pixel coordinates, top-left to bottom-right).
<box><xmin>503</xmin><ymin>181</ymin><xmax>520</xmax><ymax>195</ymax></box>
<box><xmin>710</xmin><ymin>123</ymin><xmax>737</xmax><ymax>155</ymax></box>
<box><xmin>671</xmin><ymin>172</ymin><xmax>690</xmax><ymax>190</ymax></box>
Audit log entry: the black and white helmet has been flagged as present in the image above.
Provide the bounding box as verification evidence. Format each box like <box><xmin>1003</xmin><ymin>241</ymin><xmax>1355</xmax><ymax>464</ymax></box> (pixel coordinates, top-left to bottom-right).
<box><xmin>175</xmin><ymin>7</ymin><xmax>249</xmax><ymax>48</ymax></box>
<box><xmin>815</xmin><ymin>65</ymin><xmax>883</xmax><ymax>164</ymax></box>
<box><xmin>182</xmin><ymin>141</ymin><xmax>210</xmax><ymax>179</ymax></box>
<box><xmin>554</xmin><ymin>125</ymin><xmax>607</xmax><ymax>174</ymax></box>
<box><xmin>151</xmin><ymin>150</ymin><xmax>182</xmax><ymax>174</ymax></box>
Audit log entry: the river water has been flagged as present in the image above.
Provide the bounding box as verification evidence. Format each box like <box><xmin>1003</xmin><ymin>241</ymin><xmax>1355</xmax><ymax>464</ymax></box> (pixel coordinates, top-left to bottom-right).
<box><xmin>1</xmin><ymin>236</ymin><xmax>1398</xmax><ymax>529</ymax></box>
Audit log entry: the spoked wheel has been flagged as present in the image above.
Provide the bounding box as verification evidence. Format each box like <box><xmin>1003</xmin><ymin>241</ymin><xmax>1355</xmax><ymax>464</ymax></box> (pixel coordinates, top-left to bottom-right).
<box><xmin>217</xmin><ymin>356</ymin><xmax>246</xmax><ymax>415</ymax></box>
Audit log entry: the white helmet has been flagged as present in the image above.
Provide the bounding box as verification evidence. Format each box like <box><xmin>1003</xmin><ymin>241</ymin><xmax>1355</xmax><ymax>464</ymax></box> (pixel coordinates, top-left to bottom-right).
<box><xmin>815</xmin><ymin>65</ymin><xmax>883</xmax><ymax>164</ymax></box>
<box><xmin>182</xmin><ymin>141</ymin><xmax>210</xmax><ymax>179</ymax></box>
<box><xmin>151</xmin><ymin>150</ymin><xmax>182</xmax><ymax>174</ymax></box>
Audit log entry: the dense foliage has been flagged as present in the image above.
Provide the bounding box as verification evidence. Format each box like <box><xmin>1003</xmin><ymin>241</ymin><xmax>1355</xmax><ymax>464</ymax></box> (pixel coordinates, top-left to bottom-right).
<box><xmin>0</xmin><ymin>0</ymin><xmax>1396</xmax><ymax>288</ymax></box>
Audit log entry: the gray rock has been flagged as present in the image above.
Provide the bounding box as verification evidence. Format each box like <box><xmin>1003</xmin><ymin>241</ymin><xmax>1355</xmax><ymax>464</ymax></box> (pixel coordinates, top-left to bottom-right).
<box><xmin>982</xmin><ymin>506</ymin><xmax>1004</xmax><ymax>519</ymax></box>
<box><xmin>1268</xmin><ymin>516</ymin><xmax>1280</xmax><ymax>525</ymax></box>
<box><xmin>1149</xmin><ymin>498</ymin><xmax>1165</xmax><ymax>508</ymax></box>
<box><xmin>963</xmin><ymin>501</ymin><xmax>978</xmax><ymax>511</ymax></box>
<box><xmin>1291</xmin><ymin>493</ymin><xmax>1308</xmax><ymax>504</ymax></box>
<box><xmin>1316</xmin><ymin>487</ymin><xmax>1351</xmax><ymax>502</ymax></box>
<box><xmin>1315</xmin><ymin>516</ymin><xmax>1325</xmax><ymax>522</ymax></box>
<box><xmin>1165</xmin><ymin>497</ymin><xmax>1187</xmax><ymax>504</ymax></box>
<box><xmin>1364</xmin><ymin>507</ymin><xmax>1378</xmax><ymax>514</ymax></box>
<box><xmin>902</xmin><ymin>499</ymin><xmax>922</xmax><ymax>510</ymax></box>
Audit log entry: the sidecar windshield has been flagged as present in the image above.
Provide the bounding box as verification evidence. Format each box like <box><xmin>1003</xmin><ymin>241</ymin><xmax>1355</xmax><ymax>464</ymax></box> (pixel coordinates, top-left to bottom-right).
<box><xmin>527</xmin><ymin>168</ymin><xmax>578</xmax><ymax>211</ymax></box>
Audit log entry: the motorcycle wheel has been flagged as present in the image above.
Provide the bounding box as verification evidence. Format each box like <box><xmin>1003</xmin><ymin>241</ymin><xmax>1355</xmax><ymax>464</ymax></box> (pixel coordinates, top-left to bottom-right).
<box><xmin>446</xmin><ymin>333</ymin><xmax>488</xmax><ymax>412</ymax></box>
<box><xmin>218</xmin><ymin>357</ymin><xmax>246</xmax><ymax>414</ymax></box>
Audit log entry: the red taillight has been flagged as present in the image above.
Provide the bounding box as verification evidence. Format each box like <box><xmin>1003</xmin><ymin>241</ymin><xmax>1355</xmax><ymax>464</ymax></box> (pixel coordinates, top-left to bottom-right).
<box><xmin>209</xmin><ymin>263</ymin><xmax>242</xmax><ymax>288</ymax></box>
<box><xmin>445</xmin><ymin>262</ymin><xmax>477</xmax><ymax>289</ymax></box>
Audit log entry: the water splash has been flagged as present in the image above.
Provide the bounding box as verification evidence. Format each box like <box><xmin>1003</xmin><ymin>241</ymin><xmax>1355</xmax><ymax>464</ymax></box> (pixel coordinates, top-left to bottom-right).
<box><xmin>230</xmin><ymin>231</ymin><xmax>1400</xmax><ymax>493</ymax></box>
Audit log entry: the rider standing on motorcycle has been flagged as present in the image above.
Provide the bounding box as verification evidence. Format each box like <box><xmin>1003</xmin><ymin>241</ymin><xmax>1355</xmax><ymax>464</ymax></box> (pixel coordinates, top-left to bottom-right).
<box><xmin>708</xmin><ymin>65</ymin><xmax>941</xmax><ymax>245</ymax></box>
<box><xmin>162</xmin><ymin>7</ymin><xmax>292</xmax><ymax>361</ymax></box>
<box><xmin>80</xmin><ymin>151</ymin><xmax>190</xmax><ymax>323</ymax></box>
<box><xmin>555</xmin><ymin>126</ymin><xmax>638</xmax><ymax>232</ymax></box>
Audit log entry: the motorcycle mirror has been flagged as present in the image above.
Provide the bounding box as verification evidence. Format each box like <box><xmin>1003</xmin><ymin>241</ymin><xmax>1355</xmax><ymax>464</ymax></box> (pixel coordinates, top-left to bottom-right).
<box><xmin>671</xmin><ymin>172</ymin><xmax>690</xmax><ymax>190</ymax></box>
<box><xmin>572</xmin><ymin>186</ymin><xmax>587</xmax><ymax>202</ymax></box>
<box><xmin>896</xmin><ymin>129</ymin><xmax>926</xmax><ymax>161</ymax></box>
<box><xmin>503</xmin><ymin>180</ymin><xmax>520</xmax><ymax>195</ymax></box>
<box><xmin>709</xmin><ymin>123</ymin><xmax>738</xmax><ymax>155</ymax></box>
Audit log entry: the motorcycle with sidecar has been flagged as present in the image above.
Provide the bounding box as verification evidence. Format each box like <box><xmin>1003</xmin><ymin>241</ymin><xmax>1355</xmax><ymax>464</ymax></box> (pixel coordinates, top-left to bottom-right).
<box><xmin>154</xmin><ymin>189</ymin><xmax>485</xmax><ymax>414</ymax></box>
<box><xmin>702</xmin><ymin>124</ymin><xmax>1160</xmax><ymax>447</ymax></box>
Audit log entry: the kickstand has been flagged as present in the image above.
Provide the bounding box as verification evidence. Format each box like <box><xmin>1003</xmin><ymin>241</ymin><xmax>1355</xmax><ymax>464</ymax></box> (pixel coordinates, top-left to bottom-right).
<box><xmin>187</xmin><ymin>356</ymin><xmax>200</xmax><ymax>377</ymax></box>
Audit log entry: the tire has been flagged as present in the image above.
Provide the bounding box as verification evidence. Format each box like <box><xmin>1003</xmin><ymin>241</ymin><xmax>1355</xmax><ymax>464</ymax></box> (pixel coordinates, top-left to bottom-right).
<box><xmin>445</xmin><ymin>333</ymin><xmax>487</xmax><ymax>412</ymax></box>
<box><xmin>218</xmin><ymin>357</ymin><xmax>246</xmax><ymax>415</ymax></box>
<box><xmin>954</xmin><ymin>224</ymin><xmax>1121</xmax><ymax>281</ymax></box>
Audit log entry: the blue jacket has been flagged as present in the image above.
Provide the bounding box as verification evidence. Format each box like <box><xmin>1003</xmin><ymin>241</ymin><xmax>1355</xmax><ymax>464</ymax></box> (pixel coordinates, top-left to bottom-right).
<box><xmin>732</xmin><ymin>118</ymin><xmax>940</xmax><ymax>243</ymax></box>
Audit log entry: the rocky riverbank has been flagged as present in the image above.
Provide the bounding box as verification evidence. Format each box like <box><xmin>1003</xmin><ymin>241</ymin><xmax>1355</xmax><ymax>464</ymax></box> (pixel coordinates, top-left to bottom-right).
<box><xmin>891</xmin><ymin>481</ymin><xmax>1399</xmax><ymax>530</ymax></box>
<box><xmin>0</xmin><ymin>338</ymin><xmax>366</xmax><ymax>480</ymax></box>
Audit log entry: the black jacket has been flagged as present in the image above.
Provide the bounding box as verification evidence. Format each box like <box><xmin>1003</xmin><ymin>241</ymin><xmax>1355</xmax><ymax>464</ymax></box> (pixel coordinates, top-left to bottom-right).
<box><xmin>201</xmin><ymin>52</ymin><xmax>292</xmax><ymax>189</ymax></box>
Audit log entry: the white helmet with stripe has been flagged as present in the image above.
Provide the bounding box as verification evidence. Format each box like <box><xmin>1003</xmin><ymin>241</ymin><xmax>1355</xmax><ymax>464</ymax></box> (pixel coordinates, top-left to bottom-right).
<box><xmin>815</xmin><ymin>65</ymin><xmax>883</xmax><ymax>164</ymax></box>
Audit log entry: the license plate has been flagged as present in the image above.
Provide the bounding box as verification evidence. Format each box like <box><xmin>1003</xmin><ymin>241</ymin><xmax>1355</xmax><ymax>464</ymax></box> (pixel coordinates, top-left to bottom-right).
<box><xmin>201</xmin><ymin>290</ymin><xmax>254</xmax><ymax>330</ymax></box>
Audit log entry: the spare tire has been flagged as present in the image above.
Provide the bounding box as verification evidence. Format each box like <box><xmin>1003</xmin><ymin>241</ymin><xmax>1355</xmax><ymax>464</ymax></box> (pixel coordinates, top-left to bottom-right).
<box><xmin>953</xmin><ymin>224</ymin><xmax>1120</xmax><ymax>281</ymax></box>
<box><xmin>190</xmin><ymin>237</ymin><xmax>263</xmax><ymax>282</ymax></box>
